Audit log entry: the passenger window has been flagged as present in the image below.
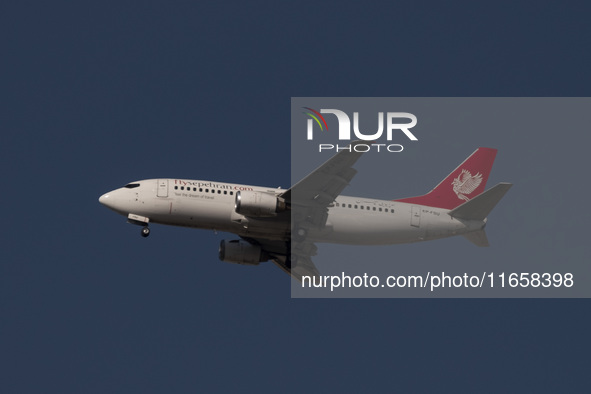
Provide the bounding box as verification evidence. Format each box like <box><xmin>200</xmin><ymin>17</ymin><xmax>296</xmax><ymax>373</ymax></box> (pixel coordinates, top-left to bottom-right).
<box><xmin>181</xmin><ymin>186</ymin><xmax>185</xmax><ymax>190</ymax></box>
<box><xmin>174</xmin><ymin>186</ymin><xmax>178</xmax><ymax>190</ymax></box>
<box><xmin>224</xmin><ymin>190</ymin><xmax>227</xmax><ymax>195</ymax></box>
<box><xmin>230</xmin><ymin>191</ymin><xmax>234</xmax><ymax>195</ymax></box>
<box><xmin>348</xmin><ymin>204</ymin><xmax>351</xmax><ymax>208</ymax></box>
<box><xmin>373</xmin><ymin>207</ymin><xmax>376</xmax><ymax>211</ymax></box>
<box><xmin>379</xmin><ymin>208</ymin><xmax>382</xmax><ymax>212</ymax></box>
<box><xmin>199</xmin><ymin>188</ymin><xmax>203</xmax><ymax>192</ymax></box>
<box><xmin>205</xmin><ymin>189</ymin><xmax>209</xmax><ymax>192</ymax></box>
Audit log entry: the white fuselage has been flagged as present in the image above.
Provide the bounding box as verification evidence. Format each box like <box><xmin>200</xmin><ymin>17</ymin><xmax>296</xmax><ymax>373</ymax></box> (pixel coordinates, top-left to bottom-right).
<box><xmin>99</xmin><ymin>179</ymin><xmax>484</xmax><ymax>245</ymax></box>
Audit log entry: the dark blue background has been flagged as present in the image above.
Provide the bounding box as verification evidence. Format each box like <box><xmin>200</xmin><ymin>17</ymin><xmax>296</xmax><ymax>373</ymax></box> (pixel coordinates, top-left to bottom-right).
<box><xmin>2</xmin><ymin>1</ymin><xmax>589</xmax><ymax>392</ymax></box>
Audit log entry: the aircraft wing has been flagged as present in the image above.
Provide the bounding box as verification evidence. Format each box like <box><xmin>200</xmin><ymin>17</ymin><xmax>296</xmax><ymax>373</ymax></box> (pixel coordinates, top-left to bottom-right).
<box><xmin>281</xmin><ymin>140</ymin><xmax>366</xmax><ymax>228</ymax></box>
<box><xmin>270</xmin><ymin>253</ymin><xmax>320</xmax><ymax>283</ymax></box>
<box><xmin>254</xmin><ymin>140</ymin><xmax>367</xmax><ymax>281</ymax></box>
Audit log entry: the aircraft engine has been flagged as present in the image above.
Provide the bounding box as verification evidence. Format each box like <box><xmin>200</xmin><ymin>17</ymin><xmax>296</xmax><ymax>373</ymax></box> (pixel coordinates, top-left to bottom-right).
<box><xmin>234</xmin><ymin>191</ymin><xmax>286</xmax><ymax>217</ymax></box>
<box><xmin>218</xmin><ymin>239</ymin><xmax>269</xmax><ymax>265</ymax></box>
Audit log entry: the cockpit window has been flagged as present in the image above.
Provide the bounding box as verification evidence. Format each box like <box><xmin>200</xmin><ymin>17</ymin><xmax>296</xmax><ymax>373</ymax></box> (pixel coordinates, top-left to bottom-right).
<box><xmin>124</xmin><ymin>183</ymin><xmax>140</xmax><ymax>189</ymax></box>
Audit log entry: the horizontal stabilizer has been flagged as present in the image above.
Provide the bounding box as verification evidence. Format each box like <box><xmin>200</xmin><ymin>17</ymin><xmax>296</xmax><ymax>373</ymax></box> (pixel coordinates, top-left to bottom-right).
<box><xmin>449</xmin><ymin>182</ymin><xmax>513</xmax><ymax>221</ymax></box>
<box><xmin>462</xmin><ymin>229</ymin><xmax>489</xmax><ymax>247</ymax></box>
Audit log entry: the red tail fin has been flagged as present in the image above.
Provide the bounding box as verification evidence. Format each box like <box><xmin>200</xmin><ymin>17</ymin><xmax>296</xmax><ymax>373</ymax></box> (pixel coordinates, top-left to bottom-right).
<box><xmin>395</xmin><ymin>148</ymin><xmax>497</xmax><ymax>210</ymax></box>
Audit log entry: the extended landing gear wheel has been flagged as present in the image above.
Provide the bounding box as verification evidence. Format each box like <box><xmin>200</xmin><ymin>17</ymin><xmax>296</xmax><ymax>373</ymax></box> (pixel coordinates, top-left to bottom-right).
<box><xmin>141</xmin><ymin>226</ymin><xmax>150</xmax><ymax>237</ymax></box>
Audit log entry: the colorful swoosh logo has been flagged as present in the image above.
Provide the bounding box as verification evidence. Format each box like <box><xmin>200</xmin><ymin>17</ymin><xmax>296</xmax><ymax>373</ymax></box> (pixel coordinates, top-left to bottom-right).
<box><xmin>302</xmin><ymin>107</ymin><xmax>329</xmax><ymax>131</ymax></box>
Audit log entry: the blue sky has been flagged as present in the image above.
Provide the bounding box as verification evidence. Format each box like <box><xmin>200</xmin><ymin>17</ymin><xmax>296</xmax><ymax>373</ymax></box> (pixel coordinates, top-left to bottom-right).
<box><xmin>2</xmin><ymin>1</ymin><xmax>590</xmax><ymax>392</ymax></box>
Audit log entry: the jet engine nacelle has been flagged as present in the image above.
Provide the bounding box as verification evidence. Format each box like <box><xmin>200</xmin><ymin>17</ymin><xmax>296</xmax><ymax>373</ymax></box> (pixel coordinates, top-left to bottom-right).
<box><xmin>218</xmin><ymin>239</ymin><xmax>269</xmax><ymax>265</ymax></box>
<box><xmin>234</xmin><ymin>191</ymin><xmax>286</xmax><ymax>217</ymax></box>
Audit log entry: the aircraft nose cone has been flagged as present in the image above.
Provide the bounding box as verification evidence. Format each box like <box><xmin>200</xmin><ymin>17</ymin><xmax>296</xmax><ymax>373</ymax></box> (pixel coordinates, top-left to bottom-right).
<box><xmin>99</xmin><ymin>193</ymin><xmax>110</xmax><ymax>206</ymax></box>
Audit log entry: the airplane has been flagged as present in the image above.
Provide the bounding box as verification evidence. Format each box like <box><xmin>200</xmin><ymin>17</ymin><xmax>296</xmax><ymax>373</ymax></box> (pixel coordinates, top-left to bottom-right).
<box><xmin>99</xmin><ymin>142</ymin><xmax>512</xmax><ymax>281</ymax></box>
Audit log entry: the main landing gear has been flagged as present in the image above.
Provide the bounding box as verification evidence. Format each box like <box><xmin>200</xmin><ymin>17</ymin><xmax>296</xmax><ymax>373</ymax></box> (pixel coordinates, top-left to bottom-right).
<box><xmin>141</xmin><ymin>226</ymin><xmax>150</xmax><ymax>238</ymax></box>
<box><xmin>293</xmin><ymin>227</ymin><xmax>308</xmax><ymax>242</ymax></box>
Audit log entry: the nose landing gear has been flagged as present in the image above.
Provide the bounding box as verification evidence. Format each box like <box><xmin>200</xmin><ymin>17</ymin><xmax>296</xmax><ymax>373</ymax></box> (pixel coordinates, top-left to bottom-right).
<box><xmin>127</xmin><ymin>213</ymin><xmax>151</xmax><ymax>238</ymax></box>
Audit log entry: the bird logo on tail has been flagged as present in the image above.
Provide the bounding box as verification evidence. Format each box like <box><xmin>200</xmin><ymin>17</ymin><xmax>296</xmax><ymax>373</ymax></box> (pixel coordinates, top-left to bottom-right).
<box><xmin>452</xmin><ymin>169</ymin><xmax>483</xmax><ymax>202</ymax></box>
